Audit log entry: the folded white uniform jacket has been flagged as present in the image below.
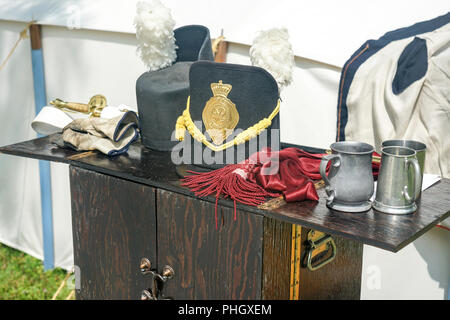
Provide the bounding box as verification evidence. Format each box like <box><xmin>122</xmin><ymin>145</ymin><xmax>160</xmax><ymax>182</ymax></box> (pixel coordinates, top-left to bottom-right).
<box><xmin>336</xmin><ymin>12</ymin><xmax>450</xmax><ymax>178</ymax></box>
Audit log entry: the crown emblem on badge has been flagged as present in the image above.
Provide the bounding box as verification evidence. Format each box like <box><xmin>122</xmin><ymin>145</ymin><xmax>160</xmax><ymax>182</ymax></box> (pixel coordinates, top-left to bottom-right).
<box><xmin>202</xmin><ymin>80</ymin><xmax>239</xmax><ymax>146</ymax></box>
<box><xmin>210</xmin><ymin>80</ymin><xmax>232</xmax><ymax>97</ymax></box>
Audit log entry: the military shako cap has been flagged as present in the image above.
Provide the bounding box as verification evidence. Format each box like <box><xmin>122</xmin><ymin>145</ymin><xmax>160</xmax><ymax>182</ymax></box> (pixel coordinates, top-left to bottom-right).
<box><xmin>136</xmin><ymin>25</ymin><xmax>214</xmax><ymax>151</ymax></box>
<box><xmin>175</xmin><ymin>61</ymin><xmax>280</xmax><ymax>169</ymax></box>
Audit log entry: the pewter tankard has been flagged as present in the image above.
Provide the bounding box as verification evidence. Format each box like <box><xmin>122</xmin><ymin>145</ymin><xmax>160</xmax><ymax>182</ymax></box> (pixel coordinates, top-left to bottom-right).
<box><xmin>319</xmin><ymin>141</ymin><xmax>374</xmax><ymax>212</ymax></box>
<box><xmin>373</xmin><ymin>146</ymin><xmax>422</xmax><ymax>215</ymax></box>
<box><xmin>381</xmin><ymin>140</ymin><xmax>426</xmax><ymax>196</ymax></box>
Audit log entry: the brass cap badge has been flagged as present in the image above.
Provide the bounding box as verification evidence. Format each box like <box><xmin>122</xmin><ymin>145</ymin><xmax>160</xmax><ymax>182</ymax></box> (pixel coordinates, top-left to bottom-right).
<box><xmin>202</xmin><ymin>80</ymin><xmax>239</xmax><ymax>145</ymax></box>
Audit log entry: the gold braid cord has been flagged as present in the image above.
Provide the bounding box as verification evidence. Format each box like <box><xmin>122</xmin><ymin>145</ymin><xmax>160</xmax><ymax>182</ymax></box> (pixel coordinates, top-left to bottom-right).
<box><xmin>175</xmin><ymin>96</ymin><xmax>280</xmax><ymax>152</ymax></box>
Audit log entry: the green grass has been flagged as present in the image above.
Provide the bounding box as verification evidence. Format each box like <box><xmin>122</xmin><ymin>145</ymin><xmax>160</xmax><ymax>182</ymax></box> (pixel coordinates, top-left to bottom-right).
<box><xmin>0</xmin><ymin>243</ymin><xmax>74</xmax><ymax>300</ymax></box>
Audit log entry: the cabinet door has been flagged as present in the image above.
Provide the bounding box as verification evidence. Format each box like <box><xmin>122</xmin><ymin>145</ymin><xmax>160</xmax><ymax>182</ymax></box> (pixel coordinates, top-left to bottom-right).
<box><xmin>70</xmin><ymin>166</ymin><xmax>157</xmax><ymax>300</ymax></box>
<box><xmin>156</xmin><ymin>189</ymin><xmax>264</xmax><ymax>299</ymax></box>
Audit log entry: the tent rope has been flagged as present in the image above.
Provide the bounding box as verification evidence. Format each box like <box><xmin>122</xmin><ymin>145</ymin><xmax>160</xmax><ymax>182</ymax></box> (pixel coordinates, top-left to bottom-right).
<box><xmin>66</xmin><ymin>290</ymin><xmax>75</xmax><ymax>300</ymax></box>
<box><xmin>51</xmin><ymin>271</ymin><xmax>72</xmax><ymax>300</ymax></box>
<box><xmin>0</xmin><ymin>21</ymin><xmax>35</xmax><ymax>72</ymax></box>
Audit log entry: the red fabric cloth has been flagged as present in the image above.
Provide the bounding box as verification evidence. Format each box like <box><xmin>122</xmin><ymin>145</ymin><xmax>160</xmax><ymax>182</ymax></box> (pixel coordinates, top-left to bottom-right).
<box><xmin>244</xmin><ymin>147</ymin><xmax>324</xmax><ymax>202</ymax></box>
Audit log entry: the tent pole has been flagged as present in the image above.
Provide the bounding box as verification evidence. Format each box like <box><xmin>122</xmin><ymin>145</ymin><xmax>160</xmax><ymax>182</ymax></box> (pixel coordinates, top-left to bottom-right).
<box><xmin>214</xmin><ymin>39</ymin><xmax>228</xmax><ymax>63</ymax></box>
<box><xmin>30</xmin><ymin>24</ymin><xmax>54</xmax><ymax>270</ymax></box>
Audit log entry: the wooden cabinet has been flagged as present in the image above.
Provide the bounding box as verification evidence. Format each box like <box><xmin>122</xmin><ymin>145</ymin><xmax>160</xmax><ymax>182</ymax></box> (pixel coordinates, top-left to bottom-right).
<box><xmin>70</xmin><ymin>167</ymin><xmax>266</xmax><ymax>300</ymax></box>
<box><xmin>70</xmin><ymin>166</ymin><xmax>362</xmax><ymax>300</ymax></box>
<box><xmin>2</xmin><ymin>136</ymin><xmax>449</xmax><ymax>300</ymax></box>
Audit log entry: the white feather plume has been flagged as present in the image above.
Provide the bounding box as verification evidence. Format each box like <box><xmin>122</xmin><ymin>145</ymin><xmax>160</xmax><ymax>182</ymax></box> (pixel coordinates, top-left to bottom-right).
<box><xmin>134</xmin><ymin>0</ymin><xmax>177</xmax><ymax>71</ymax></box>
<box><xmin>250</xmin><ymin>28</ymin><xmax>295</xmax><ymax>90</ymax></box>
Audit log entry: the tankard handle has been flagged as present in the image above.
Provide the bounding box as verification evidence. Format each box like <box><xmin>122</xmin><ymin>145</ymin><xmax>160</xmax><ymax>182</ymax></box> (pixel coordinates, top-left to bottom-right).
<box><xmin>319</xmin><ymin>154</ymin><xmax>341</xmax><ymax>203</ymax></box>
<box><xmin>403</xmin><ymin>157</ymin><xmax>422</xmax><ymax>202</ymax></box>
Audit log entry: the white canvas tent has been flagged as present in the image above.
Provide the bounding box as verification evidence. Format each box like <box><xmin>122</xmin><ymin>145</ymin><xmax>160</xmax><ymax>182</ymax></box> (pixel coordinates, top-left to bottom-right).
<box><xmin>0</xmin><ymin>0</ymin><xmax>448</xmax><ymax>299</ymax></box>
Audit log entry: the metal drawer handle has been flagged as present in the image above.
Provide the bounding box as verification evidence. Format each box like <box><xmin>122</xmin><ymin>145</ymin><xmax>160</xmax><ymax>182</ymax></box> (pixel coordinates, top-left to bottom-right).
<box><xmin>140</xmin><ymin>258</ymin><xmax>174</xmax><ymax>300</ymax></box>
<box><xmin>140</xmin><ymin>258</ymin><xmax>152</xmax><ymax>275</ymax></box>
<box><xmin>305</xmin><ymin>230</ymin><xmax>337</xmax><ymax>271</ymax></box>
<box><xmin>159</xmin><ymin>265</ymin><xmax>175</xmax><ymax>282</ymax></box>
<box><xmin>140</xmin><ymin>289</ymin><xmax>156</xmax><ymax>300</ymax></box>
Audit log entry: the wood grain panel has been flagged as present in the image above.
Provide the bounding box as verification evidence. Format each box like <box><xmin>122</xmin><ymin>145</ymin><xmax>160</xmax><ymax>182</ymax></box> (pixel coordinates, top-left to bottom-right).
<box><xmin>297</xmin><ymin>228</ymin><xmax>363</xmax><ymax>300</ymax></box>
<box><xmin>70</xmin><ymin>166</ymin><xmax>157</xmax><ymax>300</ymax></box>
<box><xmin>261</xmin><ymin>218</ymin><xmax>292</xmax><ymax>300</ymax></box>
<box><xmin>156</xmin><ymin>189</ymin><xmax>263</xmax><ymax>299</ymax></box>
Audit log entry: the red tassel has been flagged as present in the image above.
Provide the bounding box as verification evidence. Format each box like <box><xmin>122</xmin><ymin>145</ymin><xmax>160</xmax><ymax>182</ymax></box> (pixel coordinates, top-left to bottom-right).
<box><xmin>182</xmin><ymin>164</ymin><xmax>279</xmax><ymax>229</ymax></box>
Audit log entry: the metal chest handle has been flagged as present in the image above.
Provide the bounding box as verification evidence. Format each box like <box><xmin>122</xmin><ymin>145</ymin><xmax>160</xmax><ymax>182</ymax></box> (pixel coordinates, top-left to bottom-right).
<box><xmin>305</xmin><ymin>231</ymin><xmax>337</xmax><ymax>271</ymax></box>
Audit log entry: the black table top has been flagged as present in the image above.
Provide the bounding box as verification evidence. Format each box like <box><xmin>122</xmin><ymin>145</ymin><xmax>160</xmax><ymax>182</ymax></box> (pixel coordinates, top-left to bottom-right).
<box><xmin>1</xmin><ymin>134</ymin><xmax>449</xmax><ymax>252</ymax></box>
